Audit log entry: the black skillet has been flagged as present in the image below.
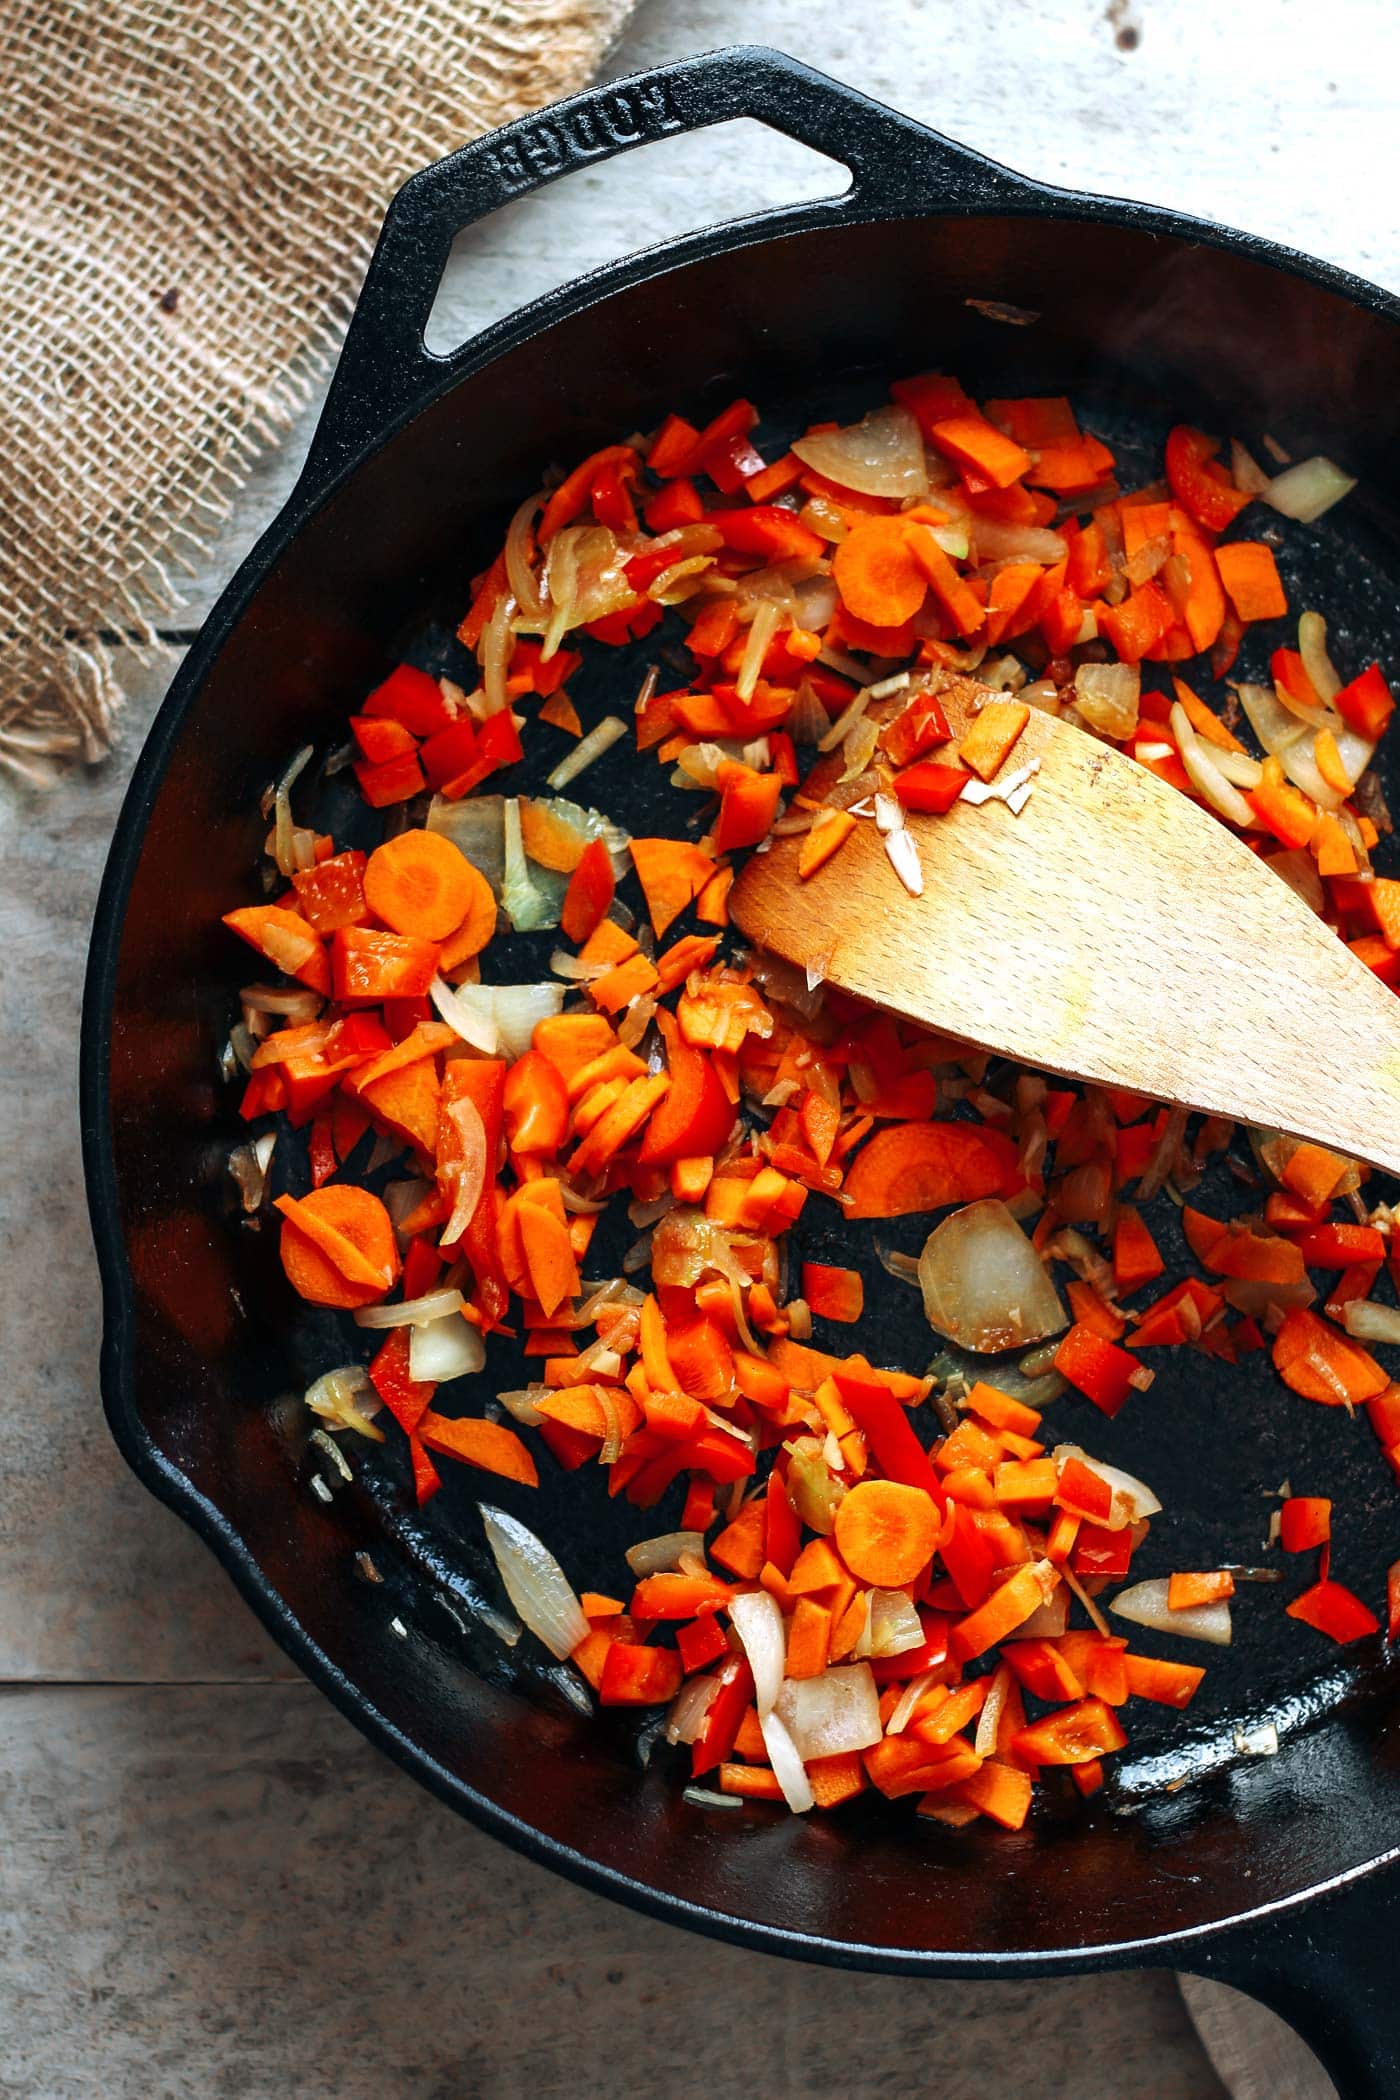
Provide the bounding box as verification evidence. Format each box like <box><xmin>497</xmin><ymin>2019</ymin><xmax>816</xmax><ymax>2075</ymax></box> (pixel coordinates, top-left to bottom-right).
<box><xmin>80</xmin><ymin>48</ymin><xmax>1400</xmax><ymax>2095</ymax></box>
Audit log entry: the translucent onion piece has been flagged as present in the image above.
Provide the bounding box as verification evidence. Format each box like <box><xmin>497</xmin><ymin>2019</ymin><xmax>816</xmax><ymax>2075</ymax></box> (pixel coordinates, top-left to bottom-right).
<box><xmin>918</xmin><ymin>1199</ymin><xmax>1067</xmax><ymax>1353</ymax></box>
<box><xmin>729</xmin><ymin>1588</ymin><xmax>785</xmax><ymax>1716</ymax></box>
<box><xmin>271</xmin><ymin>743</ymin><xmax>314</xmax><ymax>878</ymax></box>
<box><xmin>788</xmin><ymin>678</ymin><xmax>832</xmax><ymax>745</ymax></box>
<box><xmin>430</xmin><ymin>972</ymin><xmax>499</xmax><ymax>1054</ymax></box>
<box><xmin>1264</xmin><ymin>456</ymin><xmax>1357</xmax><ymax>523</ymax></box>
<box><xmin>438</xmin><ymin>1089</ymin><xmax>488</xmax><ymax>1246</ymax></box>
<box><xmin>841</xmin><ymin>714</ymin><xmax>880</xmax><ymax>784</ymax></box>
<box><xmin>884</xmin><ymin>827</ymin><xmax>924</xmax><ymax>897</ymax></box>
<box><xmin>543</xmin><ymin>523</ymin><xmax>634</xmax><ymax>645</ymax></box>
<box><xmin>228</xmin><ymin>1130</ymin><xmax>276</xmax><ymax>1213</ymax></box>
<box><xmin>427</xmin><ymin>794</ymin><xmax>506</xmax><ymax>894</ymax></box>
<box><xmin>481</xmin><ymin>594</ymin><xmax>514</xmax><ymax>714</ymax></box>
<box><xmin>1012</xmin><ymin>1587</ymin><xmax>1070</xmax><ymax>1641</ymax></box>
<box><xmin>975</xmin><ymin>1661</ymin><xmax>1011</xmax><ymax>1757</ymax></box>
<box><xmin>497</xmin><ymin>1385</ymin><xmax>548</xmax><ymax>1426</ymax></box>
<box><xmin>546</xmin><ymin>716</ymin><xmax>627</xmax><ymax>792</ymax></box>
<box><xmin>758</xmin><ymin>1708</ymin><xmax>815</xmax><ymax>1813</ymax></box>
<box><xmin>1298</xmin><ymin>611</ymin><xmax>1341</xmax><ymax>702</ymax></box>
<box><xmin>1110</xmin><ymin>1576</ymin><xmax>1233</xmax><ymax>1646</ymax></box>
<box><xmin>818</xmin><ymin>681</ymin><xmax>873</xmax><ymax>755</ymax></box>
<box><xmin>304</xmin><ymin>1365</ymin><xmax>384</xmax><ymax>1441</ymax></box>
<box><xmin>1235</xmin><ymin>682</ymin><xmax>1366</xmax><ymax>811</ymax></box>
<box><xmin>505</xmin><ymin>490</ymin><xmax>545</xmax><ymax>619</ymax></box>
<box><xmin>1074</xmin><ymin>661</ymin><xmax>1140</xmax><ymax>738</ymax></box>
<box><xmin>970</xmin><ymin>519</ymin><xmax>1067</xmax><ymax>564</ymax></box>
<box><xmin>736</xmin><ymin>599</ymin><xmax>782</xmax><ymax>704</ymax></box>
<box><xmin>1172</xmin><ymin>704</ymin><xmax>1256</xmax><ymax>826</ymax></box>
<box><xmin>1053</xmin><ymin>1446</ymin><xmax>1162</xmax><ymax>1527</ymax></box>
<box><xmin>502</xmin><ymin>796</ymin><xmax>552</xmax><ymax>929</ymax></box>
<box><xmin>774</xmin><ymin>1663</ymin><xmax>882</xmax><ymax>1760</ymax></box>
<box><xmin>1230</xmin><ymin>438</ymin><xmax>1273</xmax><ymax>496</ymax></box>
<box><xmin>884</xmin><ymin>1666</ymin><xmax>940</xmax><ymax>1736</ymax></box>
<box><xmin>667</xmin><ymin>1674</ymin><xmax>720</xmax><ymax>1746</ymax></box>
<box><xmin>857</xmin><ymin>1588</ymin><xmax>925</xmax><ymax>1659</ymax></box>
<box><xmin>1342</xmin><ymin>1300</ymin><xmax>1400</xmax><ymax>1345</ymax></box>
<box><xmin>480</xmin><ymin>1505</ymin><xmax>590</xmax><ymax>1661</ymax></box>
<box><xmin>477</xmin><ymin>982</ymin><xmax>565</xmax><ymax>1059</ymax></box>
<box><xmin>792</xmin><ymin>404</ymin><xmax>928</xmax><ymax>501</ymax></box>
<box><xmin>408</xmin><ymin>1312</ymin><xmax>485</xmax><ymax>1384</ymax></box>
<box><xmin>354</xmin><ymin>1287</ymin><xmax>467</xmax><ymax>1331</ymax></box>
<box><xmin>625</xmin><ymin>1530</ymin><xmax>706</xmax><ymax>1579</ymax></box>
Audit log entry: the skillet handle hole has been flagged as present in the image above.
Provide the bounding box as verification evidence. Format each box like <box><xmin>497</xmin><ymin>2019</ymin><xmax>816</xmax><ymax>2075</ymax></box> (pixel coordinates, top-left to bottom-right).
<box><xmin>422</xmin><ymin>119</ymin><xmax>851</xmax><ymax>357</ymax></box>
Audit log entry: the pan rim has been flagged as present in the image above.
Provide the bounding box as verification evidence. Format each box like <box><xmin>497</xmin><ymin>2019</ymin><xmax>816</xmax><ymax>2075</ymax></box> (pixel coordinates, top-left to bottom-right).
<box><xmin>81</xmin><ymin>172</ymin><xmax>1400</xmax><ymax>1969</ymax></box>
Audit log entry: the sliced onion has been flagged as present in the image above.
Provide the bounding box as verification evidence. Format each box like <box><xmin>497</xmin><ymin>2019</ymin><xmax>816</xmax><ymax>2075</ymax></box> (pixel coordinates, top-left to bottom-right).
<box><xmin>1298</xmin><ymin>611</ymin><xmax>1341</xmax><ymax>703</ymax></box>
<box><xmin>918</xmin><ymin>1199</ymin><xmax>1067</xmax><ymax>1353</ymax></box>
<box><xmin>497</xmin><ymin>1385</ymin><xmax>548</xmax><ymax>1426</ymax></box>
<box><xmin>667</xmin><ymin>1673</ymin><xmax>720</xmax><ymax>1745</ymax></box>
<box><xmin>1074</xmin><ymin>661</ymin><xmax>1139</xmax><ymax>738</ymax></box>
<box><xmin>854</xmin><ymin>1587</ymin><xmax>925</xmax><ymax>1658</ymax></box>
<box><xmin>1110</xmin><ymin>1576</ymin><xmax>1232</xmax><ymax>1646</ymax></box>
<box><xmin>1053</xmin><ymin>1446</ymin><xmax>1162</xmax><ymax>1527</ymax></box>
<box><xmin>792</xmin><ymin>404</ymin><xmax>927</xmax><ymax>501</ymax></box>
<box><xmin>1342</xmin><ymin>1300</ymin><xmax>1400</xmax><ymax>1345</ymax></box>
<box><xmin>438</xmin><ymin>978</ymin><xmax>564</xmax><ymax>1062</ymax></box>
<box><xmin>1264</xmin><ymin>456</ymin><xmax>1357</xmax><ymax>523</ymax></box>
<box><xmin>228</xmin><ymin>1130</ymin><xmax>276</xmax><ymax>1213</ymax></box>
<box><xmin>430</xmin><ymin>972</ymin><xmax>499</xmax><ymax>1054</ymax></box>
<box><xmin>1230</xmin><ymin>438</ymin><xmax>1273</xmax><ymax>496</ymax></box>
<box><xmin>758</xmin><ymin>1709</ymin><xmax>814</xmax><ymax>1813</ymax></box>
<box><xmin>409</xmin><ymin>1313</ymin><xmax>485</xmax><ymax>1383</ymax></box>
<box><xmin>884</xmin><ymin>1667</ymin><xmax>940</xmax><ymax>1737</ymax></box>
<box><xmin>975</xmin><ymin>1661</ymin><xmax>1011</xmax><ymax>1757</ymax></box>
<box><xmin>505</xmin><ymin>491</ymin><xmax>545</xmax><ymax>619</ymax></box>
<box><xmin>788</xmin><ymin>679</ymin><xmax>832</xmax><ymax>745</ymax></box>
<box><xmin>481</xmin><ymin>594</ymin><xmax>514</xmax><ymax>714</ymax></box>
<box><xmin>1010</xmin><ymin>1586</ymin><xmax>1069</xmax><ymax>1640</ymax></box>
<box><xmin>626</xmin><ymin>1530</ymin><xmax>705</xmax><ymax>1578</ymax></box>
<box><xmin>240</xmin><ymin>982</ymin><xmax>324</xmax><ymax>1019</ymax></box>
<box><xmin>304</xmin><ymin>1365</ymin><xmax>384</xmax><ymax>1441</ymax></box>
<box><xmin>736</xmin><ymin>599</ymin><xmax>782</xmax><ymax>704</ymax></box>
<box><xmin>970</xmin><ymin>519</ymin><xmax>1067</xmax><ymax>564</ymax></box>
<box><xmin>427</xmin><ymin>794</ymin><xmax>506</xmax><ymax>893</ymax></box>
<box><xmin>502</xmin><ymin>796</ymin><xmax>552</xmax><ymax>929</ymax></box>
<box><xmin>546</xmin><ymin>716</ymin><xmax>627</xmax><ymax>792</ymax></box>
<box><xmin>729</xmin><ymin>1588</ymin><xmax>785</xmax><ymax>1716</ymax></box>
<box><xmin>354</xmin><ymin>1287</ymin><xmax>467</xmax><ymax>1330</ymax></box>
<box><xmin>1171</xmin><ymin>704</ymin><xmax>1256</xmax><ymax>826</ymax></box>
<box><xmin>271</xmin><ymin>743</ymin><xmax>314</xmax><ymax>878</ymax></box>
<box><xmin>480</xmin><ymin>1504</ymin><xmax>589</xmax><ymax>1661</ymax></box>
<box><xmin>774</xmin><ymin>1662</ymin><xmax>881</xmax><ymax>1759</ymax></box>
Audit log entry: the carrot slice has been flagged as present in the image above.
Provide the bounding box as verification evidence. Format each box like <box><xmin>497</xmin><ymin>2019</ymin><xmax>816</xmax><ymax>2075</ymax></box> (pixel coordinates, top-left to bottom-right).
<box><xmin>834</xmin><ymin>1478</ymin><xmax>940</xmax><ymax>1586</ymax></box>
<box><xmin>842</xmin><ymin>1120</ymin><xmax>1018</xmax><ymax>1219</ymax></box>
<box><xmin>363</xmin><ymin>828</ymin><xmax>480</xmax><ymax>940</ymax></box>
<box><xmin>275</xmin><ymin>1187</ymin><xmax>400</xmax><ymax>1308</ymax></box>
<box><xmin>1272</xmin><ymin>1306</ymin><xmax>1388</xmax><ymax>1405</ymax></box>
<box><xmin>628</xmin><ymin>837</ymin><xmax>715</xmax><ymax>938</ymax></box>
<box><xmin>1215</xmin><ymin>541</ymin><xmax>1287</xmax><ymax>623</ymax></box>
<box><xmin>957</xmin><ymin>700</ymin><xmax>1030</xmax><ymax>782</ymax></box>
<box><xmin>797</xmin><ymin>807</ymin><xmax>857</xmax><ymax>879</ymax></box>
<box><xmin>416</xmin><ymin>1410</ymin><xmax>539</xmax><ymax>1486</ymax></box>
<box><xmin>831</xmin><ymin>517</ymin><xmax>928</xmax><ymax>626</ymax></box>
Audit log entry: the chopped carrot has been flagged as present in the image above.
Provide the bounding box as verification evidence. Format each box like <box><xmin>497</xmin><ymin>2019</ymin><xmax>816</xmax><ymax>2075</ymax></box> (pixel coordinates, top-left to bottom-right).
<box><xmin>797</xmin><ymin>806</ymin><xmax>857</xmax><ymax>879</ymax></box>
<box><xmin>1167</xmin><ymin>1570</ymin><xmax>1235</xmax><ymax>1609</ymax></box>
<box><xmin>1215</xmin><ymin>541</ymin><xmax>1288</xmax><ymax>623</ymax></box>
<box><xmin>842</xmin><ymin>1120</ymin><xmax>1017</xmax><ymax>1219</ymax></box>
<box><xmin>834</xmin><ymin>1479</ymin><xmax>940</xmax><ymax>1587</ymax></box>
<box><xmin>957</xmin><ymin>700</ymin><xmax>1030</xmax><ymax>782</ymax></box>
<box><xmin>417</xmin><ymin>1410</ymin><xmax>539</xmax><ymax>1486</ymax></box>
<box><xmin>629</xmin><ymin>836</ymin><xmax>714</xmax><ymax>937</ymax></box>
<box><xmin>362</xmin><ymin>827</ymin><xmax>482</xmax><ymax>940</ymax></box>
<box><xmin>275</xmin><ymin>1188</ymin><xmax>399</xmax><ymax>1308</ymax></box>
<box><xmin>801</xmin><ymin>1262</ymin><xmax>864</xmax><ymax>1324</ymax></box>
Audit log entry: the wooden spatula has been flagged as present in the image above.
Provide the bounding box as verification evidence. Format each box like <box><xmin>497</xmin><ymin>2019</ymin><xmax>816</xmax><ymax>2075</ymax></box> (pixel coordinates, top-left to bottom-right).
<box><xmin>730</xmin><ymin>683</ymin><xmax>1400</xmax><ymax>1177</ymax></box>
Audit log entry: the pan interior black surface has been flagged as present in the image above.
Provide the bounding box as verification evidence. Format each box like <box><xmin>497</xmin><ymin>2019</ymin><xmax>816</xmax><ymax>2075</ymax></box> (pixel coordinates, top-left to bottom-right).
<box><xmin>85</xmin><ymin>55</ymin><xmax>1400</xmax><ymax>1992</ymax></box>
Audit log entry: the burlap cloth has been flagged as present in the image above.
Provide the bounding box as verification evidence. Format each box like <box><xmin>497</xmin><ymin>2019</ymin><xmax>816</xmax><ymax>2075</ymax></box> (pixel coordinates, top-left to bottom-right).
<box><xmin>1</xmin><ymin>0</ymin><xmax>634</xmax><ymax>786</ymax></box>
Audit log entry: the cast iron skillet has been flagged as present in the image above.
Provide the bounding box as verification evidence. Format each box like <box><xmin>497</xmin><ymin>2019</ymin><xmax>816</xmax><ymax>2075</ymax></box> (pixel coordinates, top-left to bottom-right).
<box><xmin>81</xmin><ymin>48</ymin><xmax>1400</xmax><ymax>2095</ymax></box>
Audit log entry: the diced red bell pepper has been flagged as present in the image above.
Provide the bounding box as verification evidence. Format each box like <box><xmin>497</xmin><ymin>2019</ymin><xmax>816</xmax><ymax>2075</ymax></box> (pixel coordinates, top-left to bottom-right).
<box><xmin>707</xmin><ymin>506</ymin><xmax>826</xmax><ymax>563</ymax></box>
<box><xmin>1286</xmin><ymin>1579</ymin><xmax>1381</xmax><ymax>1644</ymax></box>
<box><xmin>691</xmin><ymin>1655</ymin><xmax>754</xmax><ymax>1775</ymax></box>
<box><xmin>1070</xmin><ymin>1523</ymin><xmax>1134</xmax><ymax>1579</ymax></box>
<box><xmin>363</xmin><ymin>663</ymin><xmax>455</xmax><ymax>736</ymax></box>
<box><xmin>1279</xmin><ymin>1496</ymin><xmax>1331</xmax><ymax>1552</ymax></box>
<box><xmin>351</xmin><ymin>713</ymin><xmax>417</xmax><ymax>764</ymax></box>
<box><xmin>1053</xmin><ymin>1323</ymin><xmax>1142</xmax><ymax>1418</ymax></box>
<box><xmin>354</xmin><ymin>750</ymin><xmax>426</xmax><ymax>807</ymax></box>
<box><xmin>677</xmin><ymin>1612</ymin><xmax>730</xmax><ymax>1674</ymax></box>
<box><xmin>332</xmin><ymin>926</ymin><xmax>439</xmax><ymax>1003</ymax></box>
<box><xmin>438</xmin><ymin>707</ymin><xmax>523</xmax><ymax>798</ymax></box>
<box><xmin>1164</xmin><ymin>426</ymin><xmax>1252</xmax><ymax>532</ymax></box>
<box><xmin>598</xmin><ymin>1642</ymin><xmax>683</xmax><ymax>1705</ymax></box>
<box><xmin>1335</xmin><ymin>662</ymin><xmax>1395</xmax><ymax>741</ymax></box>
<box><xmin>832</xmin><ymin>1369</ymin><xmax>944</xmax><ymax>1503</ymax></box>
<box><xmin>644</xmin><ymin>477</ymin><xmax>705</xmax><ymax>533</ymax></box>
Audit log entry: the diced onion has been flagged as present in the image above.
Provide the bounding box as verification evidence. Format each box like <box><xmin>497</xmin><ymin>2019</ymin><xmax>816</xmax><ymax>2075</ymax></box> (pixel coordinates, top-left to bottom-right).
<box><xmin>737</xmin><ymin>599</ymin><xmax>782</xmax><ymax>704</ymax></box>
<box><xmin>729</xmin><ymin>1588</ymin><xmax>785</xmax><ymax>1716</ymax></box>
<box><xmin>409</xmin><ymin>1313</ymin><xmax>485</xmax><ymax>1383</ymax></box>
<box><xmin>1110</xmin><ymin>1576</ymin><xmax>1232</xmax><ymax>1646</ymax></box>
<box><xmin>1298</xmin><ymin>611</ymin><xmax>1341</xmax><ymax>703</ymax></box>
<box><xmin>791</xmin><ymin>404</ymin><xmax>927</xmax><ymax>501</ymax></box>
<box><xmin>353</xmin><ymin>1286</ymin><xmax>467</xmax><ymax>1330</ymax></box>
<box><xmin>546</xmin><ymin>716</ymin><xmax>627</xmax><ymax>792</ymax></box>
<box><xmin>970</xmin><ymin>519</ymin><xmax>1067</xmax><ymax>564</ymax></box>
<box><xmin>774</xmin><ymin>1663</ymin><xmax>882</xmax><ymax>1759</ymax></box>
<box><xmin>502</xmin><ymin>796</ymin><xmax>551</xmax><ymax>928</ymax></box>
<box><xmin>1012</xmin><ymin>1587</ymin><xmax>1069</xmax><ymax>1640</ymax></box>
<box><xmin>228</xmin><ymin>1130</ymin><xmax>277</xmax><ymax>1213</ymax></box>
<box><xmin>855</xmin><ymin>1588</ymin><xmax>925</xmax><ymax>1658</ymax></box>
<box><xmin>505</xmin><ymin>491</ymin><xmax>545</xmax><ymax>619</ymax></box>
<box><xmin>626</xmin><ymin>1530</ymin><xmax>706</xmax><ymax>1578</ymax></box>
<box><xmin>884</xmin><ymin>1667</ymin><xmax>939</xmax><ymax>1736</ymax></box>
<box><xmin>758</xmin><ymin>1709</ymin><xmax>815</xmax><ymax>1813</ymax></box>
<box><xmin>884</xmin><ymin>827</ymin><xmax>924</xmax><ymax>896</ymax></box>
<box><xmin>1074</xmin><ymin>661</ymin><xmax>1140</xmax><ymax>738</ymax></box>
<box><xmin>1264</xmin><ymin>456</ymin><xmax>1357</xmax><ymax>523</ymax></box>
<box><xmin>918</xmin><ymin>1199</ymin><xmax>1067</xmax><ymax>1353</ymax></box>
<box><xmin>480</xmin><ymin>1505</ymin><xmax>589</xmax><ymax>1661</ymax></box>
<box><xmin>974</xmin><ymin>1661</ymin><xmax>1011</xmax><ymax>1757</ymax></box>
<box><xmin>304</xmin><ymin>1365</ymin><xmax>384</xmax><ymax>1441</ymax></box>
<box><xmin>1171</xmin><ymin>704</ymin><xmax>1256</xmax><ymax>826</ymax></box>
<box><xmin>271</xmin><ymin>743</ymin><xmax>314</xmax><ymax>878</ymax></box>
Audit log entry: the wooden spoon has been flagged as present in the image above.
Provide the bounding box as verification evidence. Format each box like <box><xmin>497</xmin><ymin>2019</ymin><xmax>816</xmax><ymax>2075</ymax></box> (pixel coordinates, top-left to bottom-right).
<box><xmin>731</xmin><ymin>682</ymin><xmax>1400</xmax><ymax>1176</ymax></box>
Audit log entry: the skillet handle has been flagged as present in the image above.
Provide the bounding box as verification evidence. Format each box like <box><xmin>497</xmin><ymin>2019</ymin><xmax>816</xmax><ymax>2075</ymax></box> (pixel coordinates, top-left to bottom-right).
<box><xmin>299</xmin><ymin>44</ymin><xmax>1032</xmax><ymax>490</ymax></box>
<box><xmin>1181</xmin><ymin>1869</ymin><xmax>1400</xmax><ymax>2098</ymax></box>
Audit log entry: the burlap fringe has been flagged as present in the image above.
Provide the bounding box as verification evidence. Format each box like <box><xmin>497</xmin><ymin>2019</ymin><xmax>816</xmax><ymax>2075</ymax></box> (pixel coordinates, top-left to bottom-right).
<box><xmin>1</xmin><ymin>0</ymin><xmax>634</xmax><ymax>787</ymax></box>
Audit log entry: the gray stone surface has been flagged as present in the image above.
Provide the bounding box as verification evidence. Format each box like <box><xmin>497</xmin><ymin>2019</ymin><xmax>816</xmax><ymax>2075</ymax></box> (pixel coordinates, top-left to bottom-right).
<box><xmin>5</xmin><ymin>0</ymin><xmax>1394</xmax><ymax>2088</ymax></box>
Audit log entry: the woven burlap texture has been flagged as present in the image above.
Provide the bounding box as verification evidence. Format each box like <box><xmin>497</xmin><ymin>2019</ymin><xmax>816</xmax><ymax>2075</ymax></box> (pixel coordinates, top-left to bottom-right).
<box><xmin>1</xmin><ymin>0</ymin><xmax>633</xmax><ymax>785</ymax></box>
